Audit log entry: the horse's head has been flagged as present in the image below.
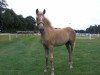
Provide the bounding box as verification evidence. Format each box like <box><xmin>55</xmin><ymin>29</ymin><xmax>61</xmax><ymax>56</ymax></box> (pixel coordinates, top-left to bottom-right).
<box><xmin>36</xmin><ymin>9</ymin><xmax>46</xmax><ymax>33</ymax></box>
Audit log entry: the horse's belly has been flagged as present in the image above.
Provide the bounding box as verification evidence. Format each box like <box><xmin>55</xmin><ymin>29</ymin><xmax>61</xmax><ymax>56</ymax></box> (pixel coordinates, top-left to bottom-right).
<box><xmin>42</xmin><ymin>33</ymin><xmax>69</xmax><ymax>46</ymax></box>
<box><xmin>54</xmin><ymin>39</ymin><xmax>68</xmax><ymax>46</ymax></box>
<box><xmin>53</xmin><ymin>32</ymin><xmax>69</xmax><ymax>46</ymax></box>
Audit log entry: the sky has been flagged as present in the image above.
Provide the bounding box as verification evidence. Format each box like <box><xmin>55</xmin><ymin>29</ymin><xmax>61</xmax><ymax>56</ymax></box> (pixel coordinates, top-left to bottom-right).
<box><xmin>6</xmin><ymin>0</ymin><xmax>100</xmax><ymax>30</ymax></box>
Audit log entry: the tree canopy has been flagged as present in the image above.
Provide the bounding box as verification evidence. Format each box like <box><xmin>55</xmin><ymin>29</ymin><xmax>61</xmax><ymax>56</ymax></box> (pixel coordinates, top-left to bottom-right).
<box><xmin>75</xmin><ymin>25</ymin><xmax>100</xmax><ymax>34</ymax></box>
<box><xmin>0</xmin><ymin>9</ymin><xmax>36</xmax><ymax>33</ymax></box>
<box><xmin>0</xmin><ymin>0</ymin><xmax>8</xmax><ymax>13</ymax></box>
<box><xmin>0</xmin><ymin>0</ymin><xmax>36</xmax><ymax>33</ymax></box>
<box><xmin>86</xmin><ymin>25</ymin><xmax>100</xmax><ymax>34</ymax></box>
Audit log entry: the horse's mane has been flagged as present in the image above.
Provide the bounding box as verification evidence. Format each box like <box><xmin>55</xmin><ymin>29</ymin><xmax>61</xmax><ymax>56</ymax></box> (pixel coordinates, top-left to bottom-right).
<box><xmin>44</xmin><ymin>17</ymin><xmax>53</xmax><ymax>28</ymax></box>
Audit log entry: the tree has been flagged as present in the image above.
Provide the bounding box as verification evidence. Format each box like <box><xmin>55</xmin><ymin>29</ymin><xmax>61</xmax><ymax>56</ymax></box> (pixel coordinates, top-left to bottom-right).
<box><xmin>86</xmin><ymin>25</ymin><xmax>100</xmax><ymax>34</ymax></box>
<box><xmin>2</xmin><ymin>9</ymin><xmax>15</xmax><ymax>32</ymax></box>
<box><xmin>0</xmin><ymin>0</ymin><xmax>8</xmax><ymax>16</ymax></box>
<box><xmin>0</xmin><ymin>0</ymin><xmax>8</xmax><ymax>32</ymax></box>
<box><xmin>98</xmin><ymin>25</ymin><xmax>100</xmax><ymax>33</ymax></box>
<box><xmin>0</xmin><ymin>0</ymin><xmax>37</xmax><ymax>33</ymax></box>
<box><xmin>0</xmin><ymin>0</ymin><xmax>8</xmax><ymax>7</ymax></box>
<box><xmin>25</xmin><ymin>16</ymin><xmax>36</xmax><ymax>31</ymax></box>
<box><xmin>1</xmin><ymin>8</ymin><xmax>36</xmax><ymax>33</ymax></box>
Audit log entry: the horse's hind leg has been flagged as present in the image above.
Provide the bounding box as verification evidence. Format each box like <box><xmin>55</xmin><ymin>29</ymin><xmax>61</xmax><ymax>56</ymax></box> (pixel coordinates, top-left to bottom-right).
<box><xmin>65</xmin><ymin>42</ymin><xmax>74</xmax><ymax>69</ymax></box>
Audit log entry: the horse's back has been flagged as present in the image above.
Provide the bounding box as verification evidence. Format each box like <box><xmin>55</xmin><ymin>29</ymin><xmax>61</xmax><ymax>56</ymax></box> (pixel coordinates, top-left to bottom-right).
<box><xmin>54</xmin><ymin>27</ymin><xmax>76</xmax><ymax>41</ymax></box>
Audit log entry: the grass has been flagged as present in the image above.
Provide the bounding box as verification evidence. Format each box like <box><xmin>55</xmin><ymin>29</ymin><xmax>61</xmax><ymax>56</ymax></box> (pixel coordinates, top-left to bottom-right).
<box><xmin>0</xmin><ymin>35</ymin><xmax>100</xmax><ymax>75</ymax></box>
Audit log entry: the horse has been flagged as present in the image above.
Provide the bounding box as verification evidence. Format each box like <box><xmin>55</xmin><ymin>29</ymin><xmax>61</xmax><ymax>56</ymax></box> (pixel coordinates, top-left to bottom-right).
<box><xmin>35</xmin><ymin>9</ymin><xmax>76</xmax><ymax>75</ymax></box>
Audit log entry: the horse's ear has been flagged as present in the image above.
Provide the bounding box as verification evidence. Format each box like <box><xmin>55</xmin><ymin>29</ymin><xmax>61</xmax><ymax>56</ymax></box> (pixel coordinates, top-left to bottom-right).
<box><xmin>36</xmin><ymin>9</ymin><xmax>38</xmax><ymax>14</ymax></box>
<box><xmin>43</xmin><ymin>9</ymin><xmax>46</xmax><ymax>15</ymax></box>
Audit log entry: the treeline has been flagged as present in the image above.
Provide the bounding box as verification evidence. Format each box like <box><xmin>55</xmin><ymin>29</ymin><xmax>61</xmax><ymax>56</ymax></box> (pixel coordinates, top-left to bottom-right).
<box><xmin>0</xmin><ymin>9</ymin><xmax>35</xmax><ymax>33</ymax></box>
<box><xmin>75</xmin><ymin>25</ymin><xmax>100</xmax><ymax>34</ymax></box>
<box><xmin>1</xmin><ymin>0</ymin><xmax>100</xmax><ymax>34</ymax></box>
<box><xmin>0</xmin><ymin>0</ymin><xmax>36</xmax><ymax>33</ymax></box>
<box><xmin>0</xmin><ymin>9</ymin><xmax>36</xmax><ymax>33</ymax></box>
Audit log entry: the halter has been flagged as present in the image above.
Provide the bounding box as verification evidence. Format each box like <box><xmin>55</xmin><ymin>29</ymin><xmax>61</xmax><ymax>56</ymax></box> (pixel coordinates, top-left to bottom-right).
<box><xmin>38</xmin><ymin>22</ymin><xmax>44</xmax><ymax>26</ymax></box>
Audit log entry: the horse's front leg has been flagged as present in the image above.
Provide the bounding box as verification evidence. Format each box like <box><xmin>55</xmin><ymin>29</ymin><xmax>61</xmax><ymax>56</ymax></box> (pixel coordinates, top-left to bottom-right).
<box><xmin>49</xmin><ymin>46</ymin><xmax>55</xmax><ymax>75</ymax></box>
<box><xmin>43</xmin><ymin>45</ymin><xmax>49</xmax><ymax>73</ymax></box>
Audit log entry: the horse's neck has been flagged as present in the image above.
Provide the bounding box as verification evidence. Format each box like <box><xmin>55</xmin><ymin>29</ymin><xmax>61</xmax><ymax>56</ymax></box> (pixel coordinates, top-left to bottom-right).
<box><xmin>41</xmin><ymin>26</ymin><xmax>54</xmax><ymax>39</ymax></box>
<box><xmin>41</xmin><ymin>17</ymin><xmax>54</xmax><ymax>39</ymax></box>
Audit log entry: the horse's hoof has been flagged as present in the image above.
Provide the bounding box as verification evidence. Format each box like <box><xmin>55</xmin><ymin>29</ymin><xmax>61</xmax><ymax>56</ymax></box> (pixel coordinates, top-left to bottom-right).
<box><xmin>51</xmin><ymin>71</ymin><xmax>54</xmax><ymax>75</ymax></box>
<box><xmin>44</xmin><ymin>69</ymin><xmax>47</xmax><ymax>72</ymax></box>
<box><xmin>70</xmin><ymin>66</ymin><xmax>73</xmax><ymax>69</ymax></box>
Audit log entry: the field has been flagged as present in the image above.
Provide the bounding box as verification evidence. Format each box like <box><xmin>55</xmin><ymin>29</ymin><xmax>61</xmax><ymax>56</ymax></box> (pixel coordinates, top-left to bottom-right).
<box><xmin>0</xmin><ymin>35</ymin><xmax>100</xmax><ymax>75</ymax></box>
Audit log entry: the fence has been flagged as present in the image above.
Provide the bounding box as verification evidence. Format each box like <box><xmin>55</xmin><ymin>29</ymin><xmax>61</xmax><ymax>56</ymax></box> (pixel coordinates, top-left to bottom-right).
<box><xmin>76</xmin><ymin>33</ymin><xmax>100</xmax><ymax>39</ymax></box>
<box><xmin>0</xmin><ymin>32</ymin><xmax>100</xmax><ymax>41</ymax></box>
<box><xmin>0</xmin><ymin>31</ymin><xmax>40</xmax><ymax>41</ymax></box>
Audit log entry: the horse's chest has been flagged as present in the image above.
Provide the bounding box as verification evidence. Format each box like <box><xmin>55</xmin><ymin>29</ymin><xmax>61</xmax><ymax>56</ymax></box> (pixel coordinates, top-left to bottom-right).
<box><xmin>42</xmin><ymin>39</ymin><xmax>52</xmax><ymax>46</ymax></box>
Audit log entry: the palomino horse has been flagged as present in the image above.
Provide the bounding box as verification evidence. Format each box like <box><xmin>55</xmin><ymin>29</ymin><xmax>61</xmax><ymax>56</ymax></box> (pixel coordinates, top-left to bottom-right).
<box><xmin>36</xmin><ymin>9</ymin><xmax>76</xmax><ymax>75</ymax></box>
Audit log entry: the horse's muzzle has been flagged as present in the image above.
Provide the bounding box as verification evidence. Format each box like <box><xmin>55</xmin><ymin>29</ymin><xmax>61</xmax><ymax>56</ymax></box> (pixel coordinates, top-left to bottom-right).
<box><xmin>38</xmin><ymin>23</ymin><xmax>44</xmax><ymax>33</ymax></box>
<box><xmin>39</xmin><ymin>28</ymin><xmax>44</xmax><ymax>33</ymax></box>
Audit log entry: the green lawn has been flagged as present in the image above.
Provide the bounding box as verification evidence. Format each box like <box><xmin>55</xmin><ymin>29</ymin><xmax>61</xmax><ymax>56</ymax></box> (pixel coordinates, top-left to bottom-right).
<box><xmin>0</xmin><ymin>35</ymin><xmax>100</xmax><ymax>75</ymax></box>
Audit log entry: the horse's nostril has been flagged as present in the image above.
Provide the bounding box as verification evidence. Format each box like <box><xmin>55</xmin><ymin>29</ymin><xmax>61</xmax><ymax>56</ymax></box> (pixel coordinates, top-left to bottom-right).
<box><xmin>39</xmin><ymin>28</ymin><xmax>44</xmax><ymax>33</ymax></box>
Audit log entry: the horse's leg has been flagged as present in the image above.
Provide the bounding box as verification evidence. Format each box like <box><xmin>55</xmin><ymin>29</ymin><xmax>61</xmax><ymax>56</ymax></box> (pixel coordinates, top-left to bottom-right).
<box><xmin>69</xmin><ymin>42</ymin><xmax>74</xmax><ymax>69</ymax></box>
<box><xmin>43</xmin><ymin>45</ymin><xmax>49</xmax><ymax>72</ymax></box>
<box><xmin>66</xmin><ymin>42</ymin><xmax>74</xmax><ymax>69</ymax></box>
<box><xmin>49</xmin><ymin>46</ymin><xmax>54</xmax><ymax>75</ymax></box>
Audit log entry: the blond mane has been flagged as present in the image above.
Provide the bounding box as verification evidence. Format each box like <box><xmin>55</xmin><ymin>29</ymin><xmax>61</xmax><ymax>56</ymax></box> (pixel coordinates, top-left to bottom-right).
<box><xmin>44</xmin><ymin>17</ymin><xmax>53</xmax><ymax>28</ymax></box>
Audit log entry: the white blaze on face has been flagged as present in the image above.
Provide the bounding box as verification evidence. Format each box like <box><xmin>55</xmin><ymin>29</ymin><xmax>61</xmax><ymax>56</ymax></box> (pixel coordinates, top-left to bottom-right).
<box><xmin>40</xmin><ymin>16</ymin><xmax>44</xmax><ymax>22</ymax></box>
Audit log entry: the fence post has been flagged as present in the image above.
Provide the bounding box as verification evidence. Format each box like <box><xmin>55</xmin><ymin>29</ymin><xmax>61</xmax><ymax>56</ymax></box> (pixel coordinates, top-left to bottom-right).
<box><xmin>98</xmin><ymin>34</ymin><xmax>100</xmax><ymax>37</ymax></box>
<box><xmin>89</xmin><ymin>34</ymin><xmax>91</xmax><ymax>40</ymax></box>
<box><xmin>9</xmin><ymin>34</ymin><xmax>11</xmax><ymax>41</ymax></box>
<box><xmin>16</xmin><ymin>33</ymin><xmax>18</xmax><ymax>38</ymax></box>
